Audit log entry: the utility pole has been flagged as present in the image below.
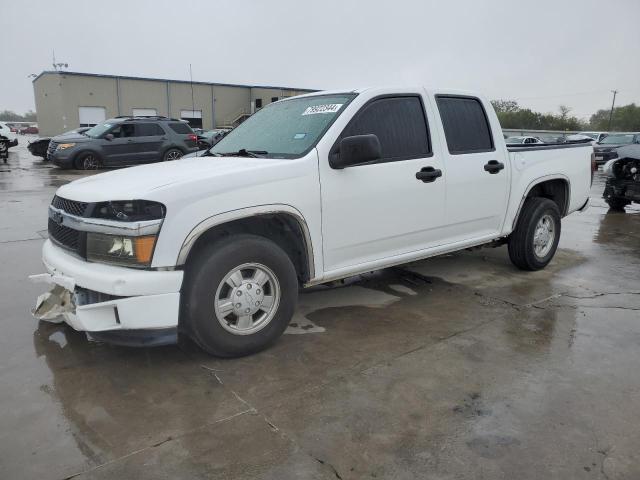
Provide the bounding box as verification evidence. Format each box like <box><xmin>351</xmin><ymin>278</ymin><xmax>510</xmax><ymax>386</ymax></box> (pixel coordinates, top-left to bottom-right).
<box><xmin>608</xmin><ymin>90</ymin><xmax>618</xmax><ymax>130</ymax></box>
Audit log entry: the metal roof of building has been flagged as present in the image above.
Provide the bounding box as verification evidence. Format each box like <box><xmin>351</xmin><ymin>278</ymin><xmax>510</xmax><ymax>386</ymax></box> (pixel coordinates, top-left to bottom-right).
<box><xmin>32</xmin><ymin>70</ymin><xmax>318</xmax><ymax>92</ymax></box>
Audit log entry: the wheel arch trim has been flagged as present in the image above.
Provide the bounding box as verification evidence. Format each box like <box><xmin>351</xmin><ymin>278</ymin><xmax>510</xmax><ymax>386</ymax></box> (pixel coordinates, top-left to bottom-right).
<box><xmin>176</xmin><ymin>204</ymin><xmax>315</xmax><ymax>280</ymax></box>
<box><xmin>511</xmin><ymin>174</ymin><xmax>571</xmax><ymax>230</ymax></box>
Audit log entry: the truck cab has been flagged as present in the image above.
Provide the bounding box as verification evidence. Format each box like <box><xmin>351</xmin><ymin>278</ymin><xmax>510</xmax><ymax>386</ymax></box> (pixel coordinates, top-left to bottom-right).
<box><xmin>33</xmin><ymin>87</ymin><xmax>593</xmax><ymax>357</ymax></box>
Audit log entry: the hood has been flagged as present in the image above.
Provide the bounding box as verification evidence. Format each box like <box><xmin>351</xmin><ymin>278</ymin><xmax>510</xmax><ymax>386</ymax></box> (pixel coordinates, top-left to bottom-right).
<box><xmin>51</xmin><ymin>132</ymin><xmax>93</xmax><ymax>143</ymax></box>
<box><xmin>594</xmin><ymin>143</ymin><xmax>629</xmax><ymax>151</ymax></box>
<box><xmin>55</xmin><ymin>156</ymin><xmax>294</xmax><ymax>203</ymax></box>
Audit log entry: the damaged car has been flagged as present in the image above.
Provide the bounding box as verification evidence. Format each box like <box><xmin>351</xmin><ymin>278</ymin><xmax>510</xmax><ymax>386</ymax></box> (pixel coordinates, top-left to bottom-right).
<box><xmin>603</xmin><ymin>145</ymin><xmax>640</xmax><ymax>211</ymax></box>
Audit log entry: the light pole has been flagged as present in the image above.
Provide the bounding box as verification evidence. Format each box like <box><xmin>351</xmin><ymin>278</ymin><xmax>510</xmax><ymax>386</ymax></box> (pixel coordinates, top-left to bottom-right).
<box><xmin>608</xmin><ymin>90</ymin><xmax>618</xmax><ymax>131</ymax></box>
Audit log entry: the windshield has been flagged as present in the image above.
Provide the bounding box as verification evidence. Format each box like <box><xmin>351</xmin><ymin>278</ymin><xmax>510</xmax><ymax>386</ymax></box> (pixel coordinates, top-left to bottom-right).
<box><xmin>599</xmin><ymin>134</ymin><xmax>634</xmax><ymax>145</ymax></box>
<box><xmin>211</xmin><ymin>94</ymin><xmax>356</xmax><ymax>158</ymax></box>
<box><xmin>85</xmin><ymin>122</ymin><xmax>115</xmax><ymax>138</ymax></box>
<box><xmin>578</xmin><ymin>132</ymin><xmax>598</xmax><ymax>140</ymax></box>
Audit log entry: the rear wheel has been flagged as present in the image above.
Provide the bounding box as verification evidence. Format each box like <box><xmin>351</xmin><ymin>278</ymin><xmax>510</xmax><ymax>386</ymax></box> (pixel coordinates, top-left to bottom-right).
<box><xmin>74</xmin><ymin>152</ymin><xmax>101</xmax><ymax>170</ymax></box>
<box><xmin>605</xmin><ymin>197</ymin><xmax>630</xmax><ymax>211</ymax></box>
<box><xmin>181</xmin><ymin>234</ymin><xmax>298</xmax><ymax>357</ymax></box>
<box><xmin>163</xmin><ymin>148</ymin><xmax>183</xmax><ymax>161</ymax></box>
<box><xmin>508</xmin><ymin>197</ymin><xmax>561</xmax><ymax>271</ymax></box>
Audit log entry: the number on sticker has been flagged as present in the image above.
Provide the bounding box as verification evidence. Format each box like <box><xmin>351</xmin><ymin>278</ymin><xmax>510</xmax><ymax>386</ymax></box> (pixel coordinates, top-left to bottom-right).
<box><xmin>302</xmin><ymin>104</ymin><xmax>343</xmax><ymax>115</ymax></box>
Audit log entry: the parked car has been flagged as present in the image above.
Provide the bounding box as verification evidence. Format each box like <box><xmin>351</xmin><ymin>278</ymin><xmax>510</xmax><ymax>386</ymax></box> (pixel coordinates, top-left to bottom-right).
<box><xmin>197</xmin><ymin>129</ymin><xmax>230</xmax><ymax>150</ymax></box>
<box><xmin>593</xmin><ymin>133</ymin><xmax>640</xmax><ymax>165</ymax></box>
<box><xmin>0</xmin><ymin>121</ymin><xmax>18</xmax><ymax>148</ymax></box>
<box><xmin>47</xmin><ymin>116</ymin><xmax>199</xmax><ymax>169</ymax></box>
<box><xmin>33</xmin><ymin>87</ymin><xmax>592</xmax><ymax>357</ymax></box>
<box><xmin>578</xmin><ymin>131</ymin><xmax>608</xmax><ymax>143</ymax></box>
<box><xmin>28</xmin><ymin>127</ymin><xmax>91</xmax><ymax>159</ymax></box>
<box><xmin>19</xmin><ymin>126</ymin><xmax>39</xmax><ymax>134</ymax></box>
<box><xmin>505</xmin><ymin>136</ymin><xmax>544</xmax><ymax>145</ymax></box>
<box><xmin>602</xmin><ymin>145</ymin><xmax>640</xmax><ymax>210</ymax></box>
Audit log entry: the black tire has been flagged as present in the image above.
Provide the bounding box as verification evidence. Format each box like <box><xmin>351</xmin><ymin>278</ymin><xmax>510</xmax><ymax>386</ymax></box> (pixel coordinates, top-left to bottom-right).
<box><xmin>605</xmin><ymin>197</ymin><xmax>630</xmax><ymax>211</ymax></box>
<box><xmin>74</xmin><ymin>152</ymin><xmax>102</xmax><ymax>170</ymax></box>
<box><xmin>181</xmin><ymin>234</ymin><xmax>298</xmax><ymax>357</ymax></box>
<box><xmin>508</xmin><ymin>197</ymin><xmax>561</xmax><ymax>271</ymax></box>
<box><xmin>163</xmin><ymin>148</ymin><xmax>183</xmax><ymax>161</ymax></box>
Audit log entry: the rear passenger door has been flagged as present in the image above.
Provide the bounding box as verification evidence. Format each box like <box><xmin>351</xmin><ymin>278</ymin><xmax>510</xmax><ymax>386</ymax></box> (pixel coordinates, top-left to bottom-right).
<box><xmin>133</xmin><ymin>123</ymin><xmax>167</xmax><ymax>163</ymax></box>
<box><xmin>434</xmin><ymin>95</ymin><xmax>509</xmax><ymax>241</ymax></box>
<box><xmin>319</xmin><ymin>94</ymin><xmax>447</xmax><ymax>272</ymax></box>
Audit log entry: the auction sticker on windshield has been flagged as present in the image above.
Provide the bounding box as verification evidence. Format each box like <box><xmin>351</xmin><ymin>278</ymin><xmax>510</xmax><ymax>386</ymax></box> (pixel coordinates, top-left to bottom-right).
<box><xmin>302</xmin><ymin>104</ymin><xmax>343</xmax><ymax>115</ymax></box>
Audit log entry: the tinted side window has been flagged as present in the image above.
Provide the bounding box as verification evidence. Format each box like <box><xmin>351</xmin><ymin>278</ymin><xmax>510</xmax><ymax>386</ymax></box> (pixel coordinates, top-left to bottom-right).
<box><xmin>436</xmin><ymin>96</ymin><xmax>494</xmax><ymax>154</ymax></box>
<box><xmin>168</xmin><ymin>122</ymin><xmax>193</xmax><ymax>134</ymax></box>
<box><xmin>136</xmin><ymin>123</ymin><xmax>165</xmax><ymax>136</ymax></box>
<box><xmin>341</xmin><ymin>96</ymin><xmax>431</xmax><ymax>161</ymax></box>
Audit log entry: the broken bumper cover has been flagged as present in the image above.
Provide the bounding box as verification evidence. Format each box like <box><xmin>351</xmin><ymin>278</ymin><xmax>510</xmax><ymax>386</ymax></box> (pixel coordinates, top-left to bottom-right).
<box><xmin>32</xmin><ymin>240</ymin><xmax>183</xmax><ymax>336</ymax></box>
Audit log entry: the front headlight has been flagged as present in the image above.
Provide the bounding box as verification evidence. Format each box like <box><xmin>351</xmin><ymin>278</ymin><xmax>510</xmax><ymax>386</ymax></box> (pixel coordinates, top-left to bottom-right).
<box><xmin>57</xmin><ymin>143</ymin><xmax>76</xmax><ymax>150</ymax></box>
<box><xmin>87</xmin><ymin>233</ymin><xmax>157</xmax><ymax>267</ymax></box>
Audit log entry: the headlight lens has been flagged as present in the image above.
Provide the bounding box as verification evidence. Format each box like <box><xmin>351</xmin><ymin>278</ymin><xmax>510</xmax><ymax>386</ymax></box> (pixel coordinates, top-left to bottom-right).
<box><xmin>92</xmin><ymin>200</ymin><xmax>165</xmax><ymax>221</ymax></box>
<box><xmin>87</xmin><ymin>233</ymin><xmax>157</xmax><ymax>267</ymax></box>
<box><xmin>57</xmin><ymin>143</ymin><xmax>76</xmax><ymax>150</ymax></box>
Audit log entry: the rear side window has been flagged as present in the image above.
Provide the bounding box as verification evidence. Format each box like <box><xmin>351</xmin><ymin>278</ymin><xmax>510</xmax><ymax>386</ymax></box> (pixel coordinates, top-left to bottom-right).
<box><xmin>168</xmin><ymin>122</ymin><xmax>193</xmax><ymax>134</ymax></box>
<box><xmin>436</xmin><ymin>96</ymin><xmax>494</xmax><ymax>154</ymax></box>
<box><xmin>340</xmin><ymin>96</ymin><xmax>431</xmax><ymax>161</ymax></box>
<box><xmin>135</xmin><ymin>123</ymin><xmax>165</xmax><ymax>136</ymax></box>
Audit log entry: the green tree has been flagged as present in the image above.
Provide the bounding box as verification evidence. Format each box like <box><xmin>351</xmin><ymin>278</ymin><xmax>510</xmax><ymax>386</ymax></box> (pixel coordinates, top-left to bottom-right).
<box><xmin>589</xmin><ymin>103</ymin><xmax>640</xmax><ymax>131</ymax></box>
<box><xmin>491</xmin><ymin>99</ymin><xmax>584</xmax><ymax>130</ymax></box>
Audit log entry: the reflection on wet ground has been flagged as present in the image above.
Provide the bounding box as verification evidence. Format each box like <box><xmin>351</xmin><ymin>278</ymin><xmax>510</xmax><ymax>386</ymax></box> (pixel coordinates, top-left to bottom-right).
<box><xmin>0</xmin><ymin>143</ymin><xmax>639</xmax><ymax>479</ymax></box>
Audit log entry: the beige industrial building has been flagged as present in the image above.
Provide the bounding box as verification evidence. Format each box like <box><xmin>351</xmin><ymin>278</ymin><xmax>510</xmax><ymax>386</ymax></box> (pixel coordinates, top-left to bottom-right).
<box><xmin>32</xmin><ymin>71</ymin><xmax>316</xmax><ymax>136</ymax></box>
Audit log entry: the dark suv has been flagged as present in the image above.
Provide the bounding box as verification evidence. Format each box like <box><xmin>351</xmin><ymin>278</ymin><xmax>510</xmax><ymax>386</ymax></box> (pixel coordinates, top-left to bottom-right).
<box><xmin>48</xmin><ymin>116</ymin><xmax>199</xmax><ymax>169</ymax></box>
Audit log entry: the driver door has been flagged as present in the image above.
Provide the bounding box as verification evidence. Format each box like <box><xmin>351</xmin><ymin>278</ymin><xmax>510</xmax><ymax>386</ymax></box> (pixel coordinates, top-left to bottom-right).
<box><xmin>101</xmin><ymin>123</ymin><xmax>136</xmax><ymax>166</ymax></box>
<box><xmin>318</xmin><ymin>94</ymin><xmax>447</xmax><ymax>273</ymax></box>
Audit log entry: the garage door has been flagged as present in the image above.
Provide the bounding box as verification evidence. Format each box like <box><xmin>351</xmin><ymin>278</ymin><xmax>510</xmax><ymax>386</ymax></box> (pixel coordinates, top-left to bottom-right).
<box><xmin>180</xmin><ymin>110</ymin><xmax>202</xmax><ymax>128</ymax></box>
<box><xmin>132</xmin><ymin>108</ymin><xmax>157</xmax><ymax>117</ymax></box>
<box><xmin>78</xmin><ymin>107</ymin><xmax>106</xmax><ymax>127</ymax></box>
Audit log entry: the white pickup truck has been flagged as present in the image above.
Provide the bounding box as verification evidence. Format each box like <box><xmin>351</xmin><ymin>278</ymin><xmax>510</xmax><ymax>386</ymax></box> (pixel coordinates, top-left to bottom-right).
<box><xmin>33</xmin><ymin>87</ymin><xmax>593</xmax><ymax>356</ymax></box>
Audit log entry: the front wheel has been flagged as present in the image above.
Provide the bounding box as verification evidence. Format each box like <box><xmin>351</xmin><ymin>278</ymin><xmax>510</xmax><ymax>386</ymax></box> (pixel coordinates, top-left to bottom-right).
<box><xmin>181</xmin><ymin>235</ymin><xmax>298</xmax><ymax>357</ymax></box>
<box><xmin>508</xmin><ymin>197</ymin><xmax>561</xmax><ymax>271</ymax></box>
<box><xmin>74</xmin><ymin>152</ymin><xmax>101</xmax><ymax>170</ymax></box>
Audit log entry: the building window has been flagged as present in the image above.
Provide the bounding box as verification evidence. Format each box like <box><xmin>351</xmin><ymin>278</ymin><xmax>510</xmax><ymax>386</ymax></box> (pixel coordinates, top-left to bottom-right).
<box><xmin>255</xmin><ymin>99</ymin><xmax>263</xmax><ymax>109</ymax></box>
<box><xmin>180</xmin><ymin>109</ymin><xmax>203</xmax><ymax>129</ymax></box>
<box><xmin>132</xmin><ymin>108</ymin><xmax>158</xmax><ymax>117</ymax></box>
<box><xmin>271</xmin><ymin>97</ymin><xmax>279</xmax><ymax>103</ymax></box>
<box><xmin>78</xmin><ymin>106</ymin><xmax>106</xmax><ymax>127</ymax></box>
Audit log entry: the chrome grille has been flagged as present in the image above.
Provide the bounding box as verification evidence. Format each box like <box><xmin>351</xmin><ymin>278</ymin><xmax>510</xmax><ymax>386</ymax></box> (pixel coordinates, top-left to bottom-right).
<box><xmin>51</xmin><ymin>195</ymin><xmax>88</xmax><ymax>217</ymax></box>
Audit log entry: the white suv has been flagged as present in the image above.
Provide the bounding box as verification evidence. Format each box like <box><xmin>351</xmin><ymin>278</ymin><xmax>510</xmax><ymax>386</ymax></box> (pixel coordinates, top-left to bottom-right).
<box><xmin>0</xmin><ymin>122</ymin><xmax>18</xmax><ymax>148</ymax></box>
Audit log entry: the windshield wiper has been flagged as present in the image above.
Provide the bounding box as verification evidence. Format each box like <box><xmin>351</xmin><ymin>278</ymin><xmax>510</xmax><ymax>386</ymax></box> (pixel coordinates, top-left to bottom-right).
<box><xmin>217</xmin><ymin>149</ymin><xmax>268</xmax><ymax>158</ymax></box>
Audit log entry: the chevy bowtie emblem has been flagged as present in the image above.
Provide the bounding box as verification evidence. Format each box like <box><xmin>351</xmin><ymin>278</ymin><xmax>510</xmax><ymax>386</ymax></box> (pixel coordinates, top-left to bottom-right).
<box><xmin>52</xmin><ymin>211</ymin><xmax>63</xmax><ymax>225</ymax></box>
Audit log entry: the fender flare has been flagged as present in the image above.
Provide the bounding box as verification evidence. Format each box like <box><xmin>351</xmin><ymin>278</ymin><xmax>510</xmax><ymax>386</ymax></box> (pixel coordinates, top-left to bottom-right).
<box><xmin>511</xmin><ymin>174</ymin><xmax>571</xmax><ymax>230</ymax></box>
<box><xmin>176</xmin><ymin>204</ymin><xmax>316</xmax><ymax>280</ymax></box>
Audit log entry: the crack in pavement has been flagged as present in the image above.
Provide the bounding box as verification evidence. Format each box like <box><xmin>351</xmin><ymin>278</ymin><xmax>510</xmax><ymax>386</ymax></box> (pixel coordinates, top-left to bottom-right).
<box><xmin>60</xmin><ymin>408</ymin><xmax>253</xmax><ymax>480</ymax></box>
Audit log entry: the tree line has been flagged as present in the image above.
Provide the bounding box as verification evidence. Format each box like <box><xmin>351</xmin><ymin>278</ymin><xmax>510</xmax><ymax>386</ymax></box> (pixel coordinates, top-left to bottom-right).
<box><xmin>0</xmin><ymin>110</ymin><xmax>37</xmax><ymax>122</ymax></box>
<box><xmin>491</xmin><ymin>100</ymin><xmax>640</xmax><ymax>132</ymax></box>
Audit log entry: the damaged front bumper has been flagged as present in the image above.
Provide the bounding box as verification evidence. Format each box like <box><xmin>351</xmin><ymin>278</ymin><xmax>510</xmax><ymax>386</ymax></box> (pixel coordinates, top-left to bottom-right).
<box><xmin>31</xmin><ymin>240</ymin><xmax>184</xmax><ymax>343</ymax></box>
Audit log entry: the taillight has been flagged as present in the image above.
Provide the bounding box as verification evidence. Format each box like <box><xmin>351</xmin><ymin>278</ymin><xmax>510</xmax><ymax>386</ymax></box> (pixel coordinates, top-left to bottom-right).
<box><xmin>187</xmin><ymin>134</ymin><xmax>197</xmax><ymax>142</ymax></box>
<box><xmin>590</xmin><ymin>152</ymin><xmax>596</xmax><ymax>185</ymax></box>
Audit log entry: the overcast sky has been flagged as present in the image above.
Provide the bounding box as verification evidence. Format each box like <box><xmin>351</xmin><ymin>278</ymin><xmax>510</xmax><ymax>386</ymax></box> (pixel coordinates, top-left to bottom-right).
<box><xmin>1</xmin><ymin>0</ymin><xmax>639</xmax><ymax>120</ymax></box>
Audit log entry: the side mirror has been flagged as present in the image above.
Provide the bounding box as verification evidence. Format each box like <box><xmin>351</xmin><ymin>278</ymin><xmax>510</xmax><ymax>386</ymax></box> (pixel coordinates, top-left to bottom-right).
<box><xmin>331</xmin><ymin>134</ymin><xmax>382</xmax><ymax>169</ymax></box>
<box><xmin>104</xmin><ymin>133</ymin><xmax>114</xmax><ymax>141</ymax></box>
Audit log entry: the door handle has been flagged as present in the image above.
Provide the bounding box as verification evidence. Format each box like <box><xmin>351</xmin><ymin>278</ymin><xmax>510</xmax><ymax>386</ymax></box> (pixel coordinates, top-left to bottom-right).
<box><xmin>415</xmin><ymin>166</ymin><xmax>442</xmax><ymax>183</ymax></box>
<box><xmin>484</xmin><ymin>160</ymin><xmax>505</xmax><ymax>174</ymax></box>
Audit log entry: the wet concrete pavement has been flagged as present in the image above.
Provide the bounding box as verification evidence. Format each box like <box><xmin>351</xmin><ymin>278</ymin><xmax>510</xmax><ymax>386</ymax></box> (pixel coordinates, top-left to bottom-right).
<box><xmin>1</xmin><ymin>140</ymin><xmax>639</xmax><ymax>479</ymax></box>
